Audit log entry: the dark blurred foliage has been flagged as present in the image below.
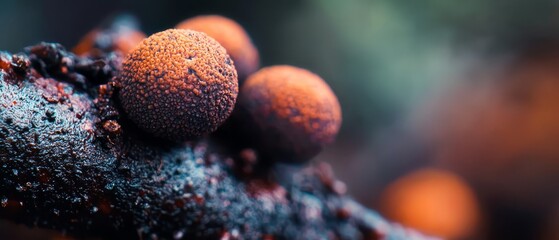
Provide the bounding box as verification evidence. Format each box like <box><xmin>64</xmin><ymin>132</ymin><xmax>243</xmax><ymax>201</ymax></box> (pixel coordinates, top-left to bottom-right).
<box><xmin>2</xmin><ymin>0</ymin><xmax>559</xmax><ymax>239</ymax></box>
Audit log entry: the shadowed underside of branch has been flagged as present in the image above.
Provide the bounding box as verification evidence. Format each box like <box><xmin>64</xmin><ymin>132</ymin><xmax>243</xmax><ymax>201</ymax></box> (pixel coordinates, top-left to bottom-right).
<box><xmin>0</xmin><ymin>43</ymin><xmax>433</xmax><ymax>240</ymax></box>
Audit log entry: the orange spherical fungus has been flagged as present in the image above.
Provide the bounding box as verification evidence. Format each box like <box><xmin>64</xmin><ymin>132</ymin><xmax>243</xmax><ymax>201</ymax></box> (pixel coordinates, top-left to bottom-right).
<box><xmin>176</xmin><ymin>15</ymin><xmax>259</xmax><ymax>82</ymax></box>
<box><xmin>239</xmin><ymin>65</ymin><xmax>341</xmax><ymax>163</ymax></box>
<box><xmin>73</xmin><ymin>28</ymin><xmax>146</xmax><ymax>56</ymax></box>
<box><xmin>73</xmin><ymin>29</ymin><xmax>100</xmax><ymax>56</ymax></box>
<box><xmin>117</xmin><ymin>29</ymin><xmax>238</xmax><ymax>141</ymax></box>
<box><xmin>379</xmin><ymin>169</ymin><xmax>481</xmax><ymax>240</ymax></box>
<box><xmin>112</xmin><ymin>29</ymin><xmax>146</xmax><ymax>55</ymax></box>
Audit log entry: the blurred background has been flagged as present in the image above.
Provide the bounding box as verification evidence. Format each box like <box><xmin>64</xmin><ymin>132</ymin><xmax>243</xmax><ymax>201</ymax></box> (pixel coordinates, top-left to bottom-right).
<box><xmin>2</xmin><ymin>0</ymin><xmax>559</xmax><ymax>239</ymax></box>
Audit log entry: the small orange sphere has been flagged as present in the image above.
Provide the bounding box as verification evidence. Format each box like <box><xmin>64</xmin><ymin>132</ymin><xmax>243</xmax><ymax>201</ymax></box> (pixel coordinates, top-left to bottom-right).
<box><xmin>239</xmin><ymin>65</ymin><xmax>341</xmax><ymax>162</ymax></box>
<box><xmin>176</xmin><ymin>15</ymin><xmax>259</xmax><ymax>82</ymax></box>
<box><xmin>73</xmin><ymin>29</ymin><xmax>101</xmax><ymax>55</ymax></box>
<box><xmin>117</xmin><ymin>29</ymin><xmax>238</xmax><ymax>140</ymax></box>
<box><xmin>112</xmin><ymin>29</ymin><xmax>146</xmax><ymax>55</ymax></box>
<box><xmin>73</xmin><ymin>28</ymin><xmax>146</xmax><ymax>56</ymax></box>
<box><xmin>379</xmin><ymin>168</ymin><xmax>481</xmax><ymax>240</ymax></box>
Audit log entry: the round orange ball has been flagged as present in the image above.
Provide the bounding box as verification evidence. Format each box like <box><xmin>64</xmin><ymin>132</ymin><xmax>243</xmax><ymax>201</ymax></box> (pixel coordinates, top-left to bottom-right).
<box><xmin>177</xmin><ymin>15</ymin><xmax>259</xmax><ymax>82</ymax></box>
<box><xmin>117</xmin><ymin>29</ymin><xmax>238</xmax><ymax>141</ymax></box>
<box><xmin>239</xmin><ymin>65</ymin><xmax>341</xmax><ymax>162</ymax></box>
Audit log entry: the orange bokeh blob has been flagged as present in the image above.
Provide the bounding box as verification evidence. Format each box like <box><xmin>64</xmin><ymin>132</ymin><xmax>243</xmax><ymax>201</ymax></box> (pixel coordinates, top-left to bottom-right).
<box><xmin>380</xmin><ymin>168</ymin><xmax>480</xmax><ymax>239</ymax></box>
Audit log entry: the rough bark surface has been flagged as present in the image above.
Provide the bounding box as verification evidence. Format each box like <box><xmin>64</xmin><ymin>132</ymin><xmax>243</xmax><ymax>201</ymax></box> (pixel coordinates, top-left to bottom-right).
<box><xmin>0</xmin><ymin>43</ymin><xmax>433</xmax><ymax>240</ymax></box>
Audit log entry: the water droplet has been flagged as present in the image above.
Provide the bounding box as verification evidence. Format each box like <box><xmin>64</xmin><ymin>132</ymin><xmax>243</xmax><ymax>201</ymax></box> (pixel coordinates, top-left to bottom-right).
<box><xmin>173</xmin><ymin>230</ymin><xmax>184</xmax><ymax>239</ymax></box>
<box><xmin>105</xmin><ymin>182</ymin><xmax>115</xmax><ymax>190</ymax></box>
<box><xmin>71</xmin><ymin>197</ymin><xmax>81</xmax><ymax>203</ymax></box>
<box><xmin>53</xmin><ymin>209</ymin><xmax>60</xmax><ymax>216</ymax></box>
<box><xmin>1</xmin><ymin>197</ymin><xmax>7</xmax><ymax>207</ymax></box>
<box><xmin>91</xmin><ymin>206</ymin><xmax>98</xmax><ymax>213</ymax></box>
<box><xmin>12</xmin><ymin>169</ymin><xmax>18</xmax><ymax>176</ymax></box>
<box><xmin>231</xmin><ymin>229</ymin><xmax>239</xmax><ymax>238</ymax></box>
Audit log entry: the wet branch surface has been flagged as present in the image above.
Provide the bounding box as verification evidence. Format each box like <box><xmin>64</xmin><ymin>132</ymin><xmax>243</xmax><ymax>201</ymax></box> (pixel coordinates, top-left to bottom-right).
<box><xmin>0</xmin><ymin>43</ymin><xmax>432</xmax><ymax>239</ymax></box>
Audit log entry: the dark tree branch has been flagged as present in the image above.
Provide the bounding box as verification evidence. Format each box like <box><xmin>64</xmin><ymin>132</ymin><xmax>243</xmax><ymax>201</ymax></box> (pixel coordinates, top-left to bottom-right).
<box><xmin>0</xmin><ymin>44</ymin><xmax>433</xmax><ymax>239</ymax></box>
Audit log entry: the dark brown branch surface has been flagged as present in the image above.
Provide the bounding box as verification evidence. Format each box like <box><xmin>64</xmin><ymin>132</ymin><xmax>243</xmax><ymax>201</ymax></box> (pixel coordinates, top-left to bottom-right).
<box><xmin>0</xmin><ymin>44</ymin><xmax>433</xmax><ymax>239</ymax></box>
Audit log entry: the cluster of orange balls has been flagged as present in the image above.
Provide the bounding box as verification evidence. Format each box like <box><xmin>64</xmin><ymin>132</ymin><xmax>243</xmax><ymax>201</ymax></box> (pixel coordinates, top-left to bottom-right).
<box><xmin>74</xmin><ymin>15</ymin><xmax>342</xmax><ymax>164</ymax></box>
<box><xmin>73</xmin><ymin>15</ymin><xmax>493</xmax><ymax>240</ymax></box>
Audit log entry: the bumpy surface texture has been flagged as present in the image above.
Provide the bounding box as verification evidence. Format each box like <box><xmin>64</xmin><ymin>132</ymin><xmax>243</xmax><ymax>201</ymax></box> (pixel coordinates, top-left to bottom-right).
<box><xmin>240</xmin><ymin>65</ymin><xmax>342</xmax><ymax>162</ymax></box>
<box><xmin>177</xmin><ymin>15</ymin><xmax>259</xmax><ymax>82</ymax></box>
<box><xmin>118</xmin><ymin>29</ymin><xmax>238</xmax><ymax>140</ymax></box>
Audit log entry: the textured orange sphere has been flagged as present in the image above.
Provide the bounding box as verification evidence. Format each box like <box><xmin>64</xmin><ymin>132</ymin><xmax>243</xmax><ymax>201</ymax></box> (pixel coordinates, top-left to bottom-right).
<box><xmin>177</xmin><ymin>15</ymin><xmax>259</xmax><ymax>82</ymax></box>
<box><xmin>380</xmin><ymin>169</ymin><xmax>481</xmax><ymax>240</ymax></box>
<box><xmin>117</xmin><ymin>29</ymin><xmax>238</xmax><ymax>140</ymax></box>
<box><xmin>239</xmin><ymin>65</ymin><xmax>341</xmax><ymax>162</ymax></box>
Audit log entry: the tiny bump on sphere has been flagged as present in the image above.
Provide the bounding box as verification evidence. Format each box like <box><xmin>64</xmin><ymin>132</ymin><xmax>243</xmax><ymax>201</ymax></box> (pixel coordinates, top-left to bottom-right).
<box><xmin>117</xmin><ymin>29</ymin><xmax>238</xmax><ymax>141</ymax></box>
<box><xmin>239</xmin><ymin>65</ymin><xmax>342</xmax><ymax>163</ymax></box>
<box><xmin>176</xmin><ymin>15</ymin><xmax>259</xmax><ymax>82</ymax></box>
